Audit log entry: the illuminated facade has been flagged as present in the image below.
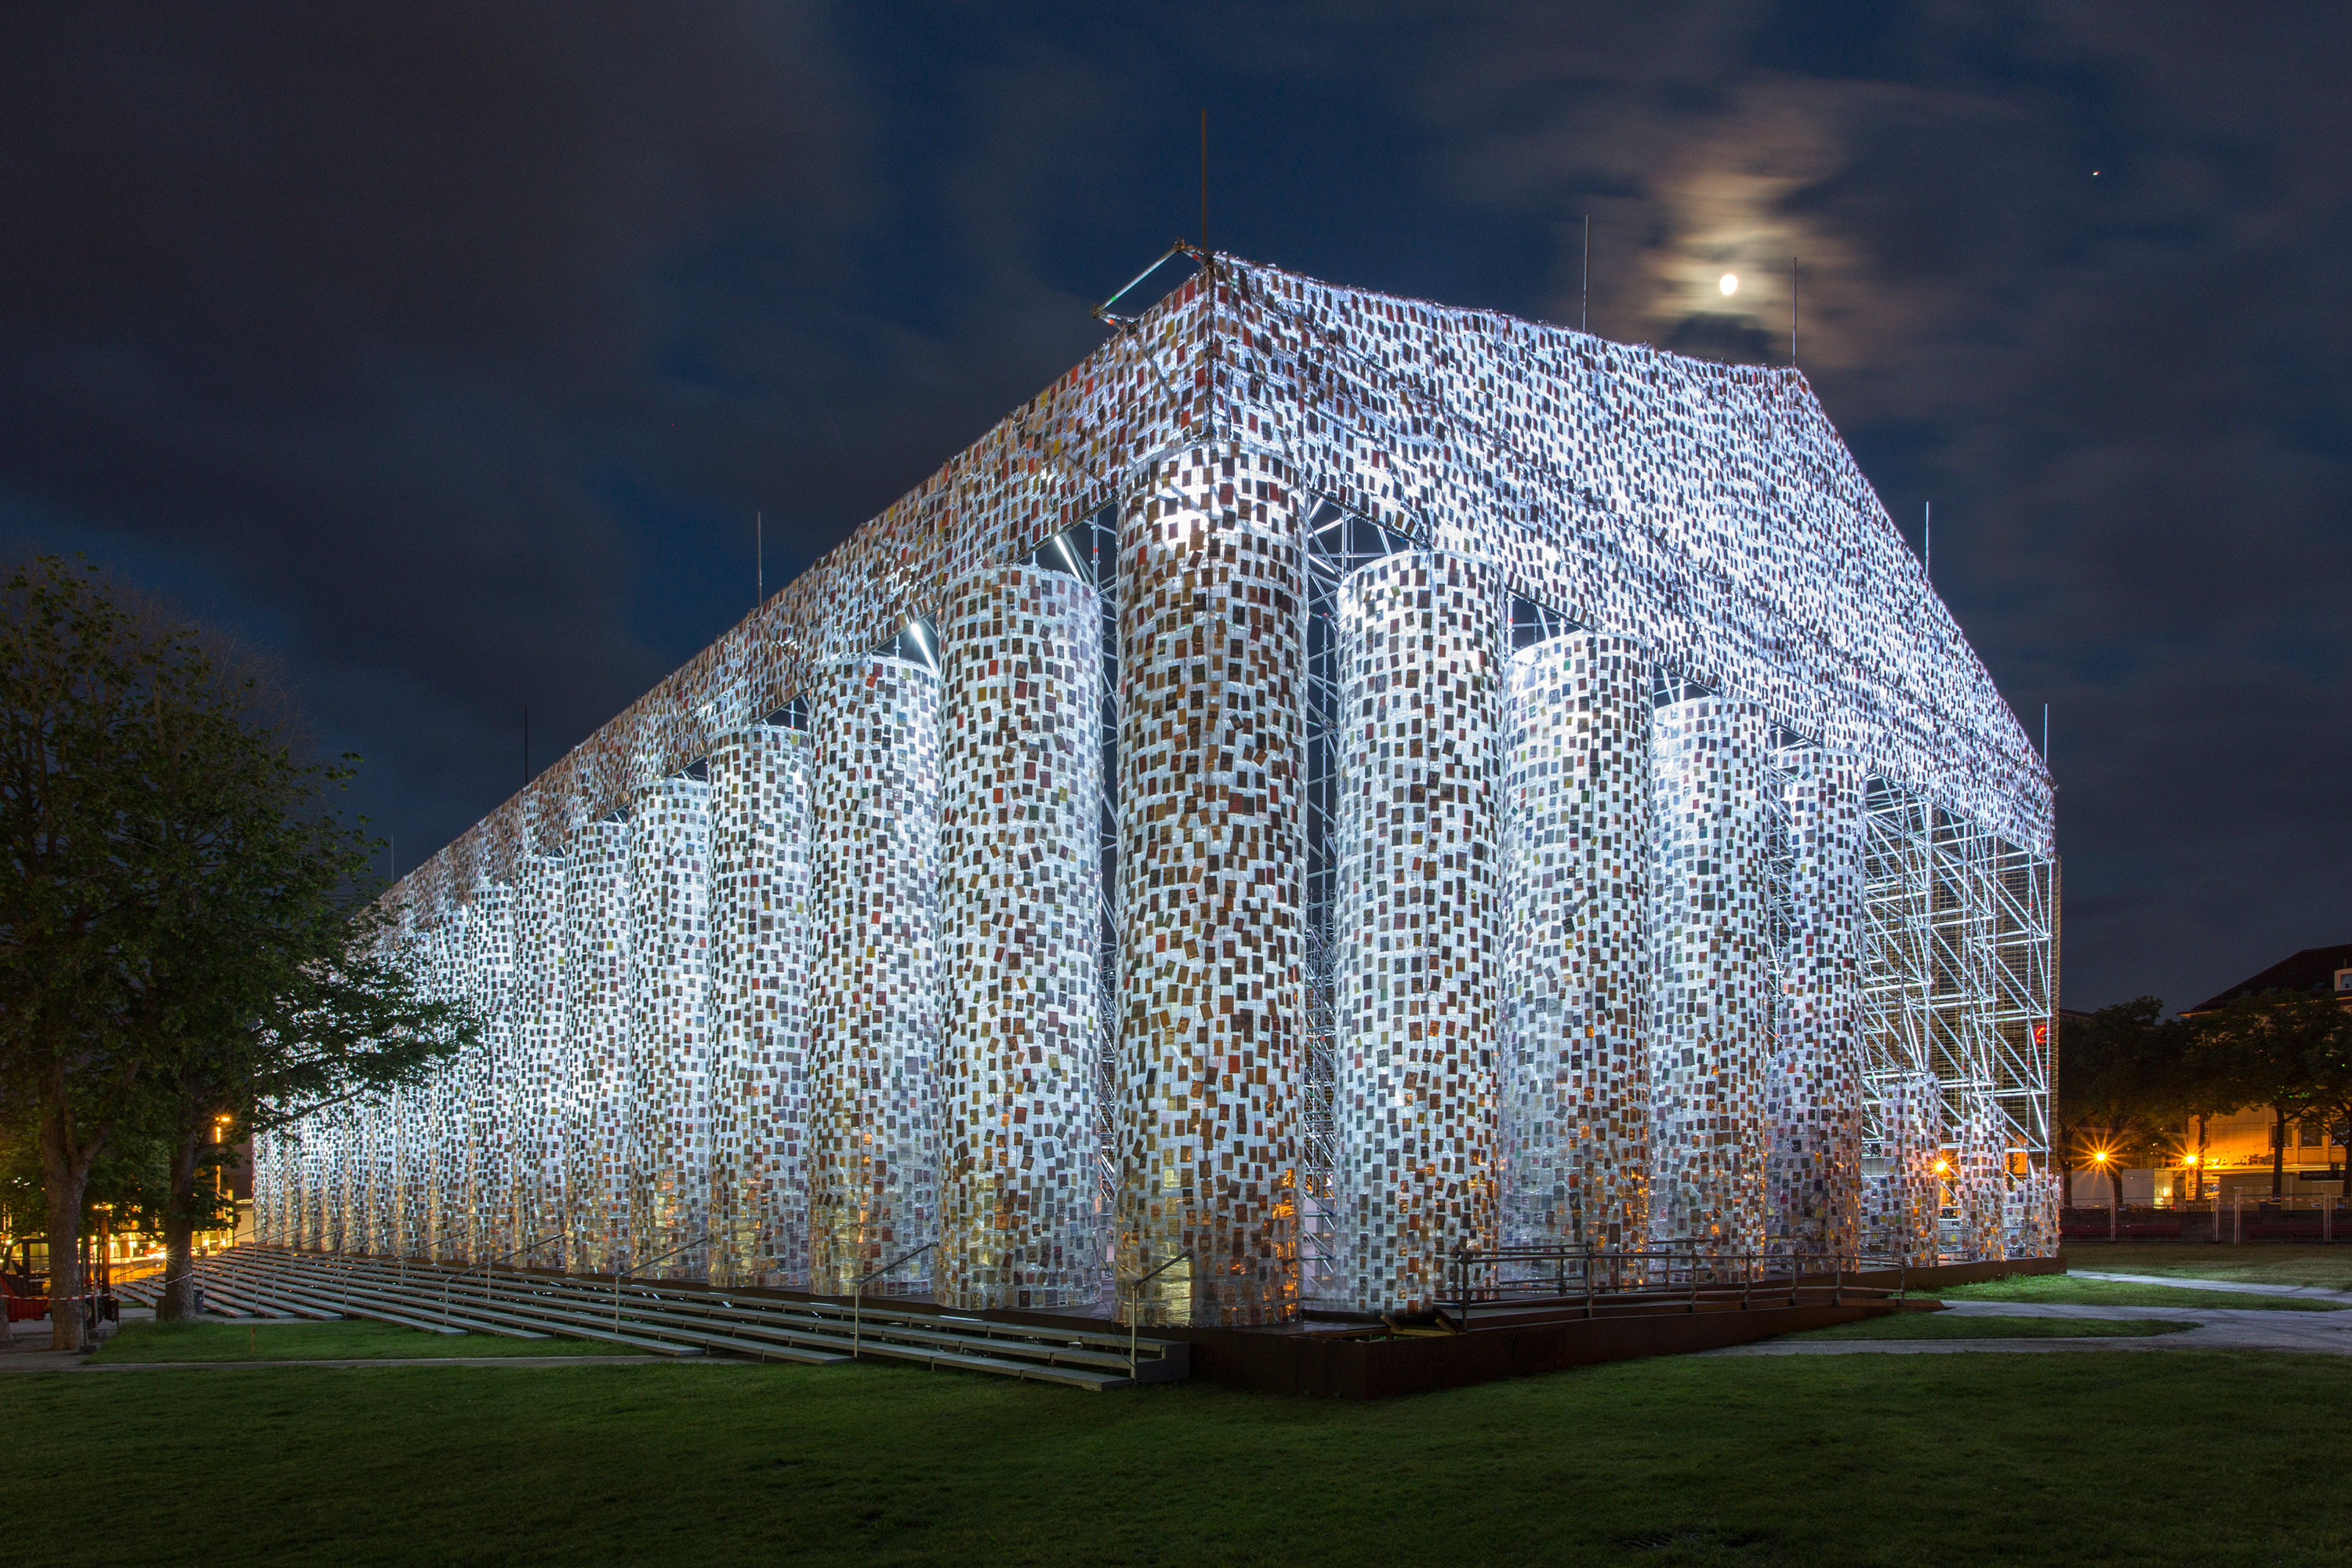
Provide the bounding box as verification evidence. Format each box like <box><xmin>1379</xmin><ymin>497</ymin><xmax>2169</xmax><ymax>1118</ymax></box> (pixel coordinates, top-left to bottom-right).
<box><xmin>253</xmin><ymin>252</ymin><xmax>2057</xmax><ymax>1323</ymax></box>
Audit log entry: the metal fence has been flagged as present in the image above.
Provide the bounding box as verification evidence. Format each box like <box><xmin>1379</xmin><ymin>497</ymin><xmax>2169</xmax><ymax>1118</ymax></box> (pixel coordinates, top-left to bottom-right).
<box><xmin>2061</xmin><ymin>1195</ymin><xmax>2348</xmax><ymax>1243</ymax></box>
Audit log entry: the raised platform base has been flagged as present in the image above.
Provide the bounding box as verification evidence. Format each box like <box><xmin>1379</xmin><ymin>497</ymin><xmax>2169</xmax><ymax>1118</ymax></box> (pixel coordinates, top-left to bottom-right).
<box><xmin>1136</xmin><ymin>1254</ymin><xmax>2068</xmax><ymax>1399</ymax></box>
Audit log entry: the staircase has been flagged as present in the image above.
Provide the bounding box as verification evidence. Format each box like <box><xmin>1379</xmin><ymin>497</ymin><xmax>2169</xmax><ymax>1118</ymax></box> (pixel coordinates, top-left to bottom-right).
<box><xmin>114</xmin><ymin>1247</ymin><xmax>1188</xmax><ymax>1392</ymax></box>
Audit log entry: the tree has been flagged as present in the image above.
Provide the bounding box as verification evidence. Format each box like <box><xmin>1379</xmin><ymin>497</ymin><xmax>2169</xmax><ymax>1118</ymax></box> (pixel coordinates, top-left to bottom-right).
<box><xmin>2053</xmin><ymin>998</ymin><xmax>2187</xmax><ymax>1207</ymax></box>
<box><xmin>134</xmin><ymin>734</ymin><xmax>470</xmax><ymax>1319</ymax></box>
<box><xmin>2172</xmin><ymin>1022</ymin><xmax>2249</xmax><ymax>1203</ymax></box>
<box><xmin>0</xmin><ymin>556</ymin><xmax>466</xmax><ymax>1348</ymax></box>
<box><xmin>2293</xmin><ymin>1004</ymin><xmax>2352</xmax><ymax>1199</ymax></box>
<box><xmin>2192</xmin><ymin>991</ymin><xmax>2341</xmax><ymax>1200</ymax></box>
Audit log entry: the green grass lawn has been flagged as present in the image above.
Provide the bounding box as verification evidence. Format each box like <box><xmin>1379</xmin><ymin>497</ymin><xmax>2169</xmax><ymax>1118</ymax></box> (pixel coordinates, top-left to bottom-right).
<box><xmin>2</xmin><ymin>1352</ymin><xmax>2347</xmax><ymax>1566</ymax></box>
<box><xmin>2060</xmin><ymin>1243</ymin><xmax>2352</xmax><ymax>1290</ymax></box>
<box><xmin>1937</xmin><ymin>1274</ymin><xmax>2347</xmax><ymax>1312</ymax></box>
<box><xmin>1786</xmin><ymin>1312</ymin><xmax>2192</xmax><ymax>1340</ymax></box>
<box><xmin>92</xmin><ymin>1319</ymin><xmax>641</xmax><ymax>1363</ymax></box>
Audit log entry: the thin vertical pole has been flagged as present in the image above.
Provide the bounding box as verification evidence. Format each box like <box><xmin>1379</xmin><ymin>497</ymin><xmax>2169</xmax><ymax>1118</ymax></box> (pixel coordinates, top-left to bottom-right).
<box><xmin>757</xmin><ymin>511</ymin><xmax>764</xmax><ymax>604</ymax></box>
<box><xmin>1581</xmin><ymin>213</ymin><xmax>1590</xmax><ymax>332</ymax></box>
<box><xmin>1200</xmin><ymin>108</ymin><xmax>1209</xmax><ymax>258</ymax></box>
<box><xmin>1925</xmin><ymin>501</ymin><xmax>1933</xmax><ymax>578</ymax></box>
<box><xmin>2042</xmin><ymin>704</ymin><xmax>2050</xmax><ymax>762</ymax></box>
<box><xmin>1790</xmin><ymin>256</ymin><xmax>1797</xmax><ymax>364</ymax></box>
<box><xmin>523</xmin><ymin>706</ymin><xmax>529</xmax><ymax>787</ymax></box>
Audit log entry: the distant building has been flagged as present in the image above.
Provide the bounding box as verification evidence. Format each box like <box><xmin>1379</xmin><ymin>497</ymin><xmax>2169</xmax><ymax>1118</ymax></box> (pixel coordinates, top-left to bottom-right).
<box><xmin>2184</xmin><ymin>943</ymin><xmax>2352</xmax><ymax>1015</ymax></box>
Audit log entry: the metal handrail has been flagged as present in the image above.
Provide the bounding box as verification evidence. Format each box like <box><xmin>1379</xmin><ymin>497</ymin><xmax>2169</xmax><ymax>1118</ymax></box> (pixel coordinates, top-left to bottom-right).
<box><xmin>1441</xmin><ymin>1243</ymin><xmax>1904</xmax><ymax>1327</ymax></box>
<box><xmin>610</xmin><ymin>1234</ymin><xmax>713</xmax><ymax>1337</ymax></box>
<box><xmin>850</xmin><ymin>1243</ymin><xmax>938</xmax><ymax>1360</ymax></box>
<box><xmin>441</xmin><ymin>1233</ymin><xmax>550</xmax><ymax>1329</ymax></box>
<box><xmin>1116</xmin><ymin>1250</ymin><xmax>1195</xmax><ymax>1378</ymax></box>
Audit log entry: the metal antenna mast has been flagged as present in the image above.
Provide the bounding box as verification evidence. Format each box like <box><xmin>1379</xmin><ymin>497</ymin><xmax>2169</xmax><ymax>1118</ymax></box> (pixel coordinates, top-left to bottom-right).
<box><xmin>1200</xmin><ymin>108</ymin><xmax>1209</xmax><ymax>257</ymax></box>
<box><xmin>1791</xmin><ymin>256</ymin><xmax>1798</xmax><ymax>364</ymax></box>
<box><xmin>1926</xmin><ymin>501</ymin><xmax>1933</xmax><ymax>579</ymax></box>
<box><xmin>757</xmin><ymin>510</ymin><xmax>764</xmax><ymax>604</ymax></box>
<box><xmin>1582</xmin><ymin>213</ymin><xmax>1590</xmax><ymax>332</ymax></box>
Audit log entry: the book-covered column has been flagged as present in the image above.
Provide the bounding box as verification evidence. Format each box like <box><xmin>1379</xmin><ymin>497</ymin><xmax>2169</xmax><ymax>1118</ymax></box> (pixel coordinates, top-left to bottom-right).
<box><xmin>627</xmin><ymin>774</ymin><xmax>713</xmax><ymax>1280</ymax></box>
<box><xmin>1648</xmin><ymin>695</ymin><xmax>1773</xmax><ymax>1261</ymax></box>
<box><xmin>807</xmin><ymin>657</ymin><xmax>943</xmax><ymax>1297</ymax></box>
<box><xmin>513</xmin><ymin>851</ymin><xmax>568</xmax><ymax>1267</ymax></box>
<box><xmin>938</xmin><ymin>564</ymin><xmax>1105</xmax><ymax>1311</ymax></box>
<box><xmin>708</xmin><ymin>724</ymin><xmax>815</xmax><ymax>1289</ymax></box>
<box><xmin>1500</xmin><ymin>631</ymin><xmax>1652</xmax><ymax>1253</ymax></box>
<box><xmin>1115</xmin><ymin>446</ymin><xmax>1305</xmax><ymax>1327</ymax></box>
<box><xmin>1332</xmin><ymin>550</ymin><xmax>1502</xmax><ymax>1313</ymax></box>
<box><xmin>1767</xmin><ymin>747</ymin><xmax>1864</xmax><ymax>1263</ymax></box>
<box><xmin>563</xmin><ymin>815</ymin><xmax>631</xmax><ymax>1274</ymax></box>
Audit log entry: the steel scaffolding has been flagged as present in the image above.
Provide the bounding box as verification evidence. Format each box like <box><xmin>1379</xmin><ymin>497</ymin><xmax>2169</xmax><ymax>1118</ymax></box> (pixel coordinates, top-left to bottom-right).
<box><xmin>1861</xmin><ymin>775</ymin><xmax>2054</xmax><ymax>1257</ymax></box>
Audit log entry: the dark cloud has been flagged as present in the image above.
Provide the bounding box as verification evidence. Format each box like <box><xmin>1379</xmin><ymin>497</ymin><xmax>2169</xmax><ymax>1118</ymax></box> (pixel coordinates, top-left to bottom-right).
<box><xmin>1</xmin><ymin>2</ymin><xmax>2342</xmax><ymax>1009</ymax></box>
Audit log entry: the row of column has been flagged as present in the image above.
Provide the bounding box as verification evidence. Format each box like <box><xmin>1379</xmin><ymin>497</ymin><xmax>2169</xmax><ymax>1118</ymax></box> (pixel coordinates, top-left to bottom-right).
<box><xmin>255</xmin><ymin>466</ymin><xmax>2037</xmax><ymax>1322</ymax></box>
<box><xmin>256</xmin><ymin>563</ymin><xmax>1104</xmax><ymax>1312</ymax></box>
<box><xmin>1319</xmin><ymin>550</ymin><xmax>1878</xmax><ymax>1312</ymax></box>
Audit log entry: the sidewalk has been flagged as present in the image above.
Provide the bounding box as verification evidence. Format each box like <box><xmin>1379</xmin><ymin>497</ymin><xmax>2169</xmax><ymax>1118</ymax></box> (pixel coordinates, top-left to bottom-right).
<box><xmin>1710</xmin><ymin>1293</ymin><xmax>2352</xmax><ymax>1357</ymax></box>
<box><xmin>2067</xmin><ymin>1269</ymin><xmax>2352</xmax><ymax>1304</ymax></box>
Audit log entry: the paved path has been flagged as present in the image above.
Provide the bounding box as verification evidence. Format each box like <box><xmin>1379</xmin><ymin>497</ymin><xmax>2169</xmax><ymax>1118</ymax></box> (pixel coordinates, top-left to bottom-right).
<box><xmin>1708</xmin><ymin>1298</ymin><xmax>2352</xmax><ymax>1357</ymax></box>
<box><xmin>2067</xmin><ymin>1270</ymin><xmax>2352</xmax><ymax>1304</ymax></box>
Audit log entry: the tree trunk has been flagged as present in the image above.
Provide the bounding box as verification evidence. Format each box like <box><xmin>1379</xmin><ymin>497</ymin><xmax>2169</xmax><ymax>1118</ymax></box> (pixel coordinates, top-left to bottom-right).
<box><xmin>37</xmin><ymin>1106</ymin><xmax>96</xmax><ymax>1354</ymax></box>
<box><xmin>2193</xmin><ymin>1115</ymin><xmax>2209</xmax><ymax>1202</ymax></box>
<box><xmin>157</xmin><ymin>1123</ymin><xmax>207</xmax><ymax>1322</ymax></box>
<box><xmin>2272</xmin><ymin>1105</ymin><xmax>2287</xmax><ymax>1200</ymax></box>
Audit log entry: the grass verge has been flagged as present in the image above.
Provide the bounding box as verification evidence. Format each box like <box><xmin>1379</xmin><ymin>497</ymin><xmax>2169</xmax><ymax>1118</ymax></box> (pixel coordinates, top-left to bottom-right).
<box><xmin>90</xmin><ymin>1319</ymin><xmax>637</xmax><ymax>1363</ymax></box>
<box><xmin>1938</xmin><ymin>1275</ymin><xmax>2346</xmax><ymax>1312</ymax></box>
<box><xmin>1785</xmin><ymin>1313</ymin><xmax>2191</xmax><ymax>1340</ymax></box>
<box><xmin>1</xmin><ymin>1350</ymin><xmax>2347</xmax><ymax>1566</ymax></box>
<box><xmin>2060</xmin><ymin>1243</ymin><xmax>2352</xmax><ymax>1290</ymax></box>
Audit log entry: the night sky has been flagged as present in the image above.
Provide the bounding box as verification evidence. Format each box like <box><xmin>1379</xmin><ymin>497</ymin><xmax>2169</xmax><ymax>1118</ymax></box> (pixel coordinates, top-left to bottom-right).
<box><xmin>3</xmin><ymin>4</ymin><xmax>2343</xmax><ymax>1014</ymax></box>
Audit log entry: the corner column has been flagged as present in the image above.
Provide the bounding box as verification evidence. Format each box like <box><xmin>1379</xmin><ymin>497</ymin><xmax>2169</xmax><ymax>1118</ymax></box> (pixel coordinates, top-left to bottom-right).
<box><xmin>1115</xmin><ymin>446</ymin><xmax>1305</xmax><ymax>1327</ymax></box>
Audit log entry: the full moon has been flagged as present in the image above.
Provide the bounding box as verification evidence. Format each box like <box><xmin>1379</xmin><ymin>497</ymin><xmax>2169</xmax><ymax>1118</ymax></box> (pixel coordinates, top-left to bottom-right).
<box><xmin>1719</xmin><ymin>273</ymin><xmax>1739</xmax><ymax>296</ymax></box>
